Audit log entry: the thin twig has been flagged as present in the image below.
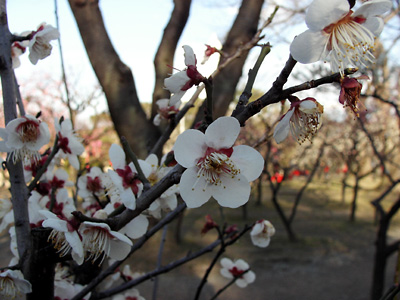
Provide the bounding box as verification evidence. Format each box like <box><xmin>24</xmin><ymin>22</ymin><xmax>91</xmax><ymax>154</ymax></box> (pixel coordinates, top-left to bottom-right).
<box><xmin>232</xmin><ymin>43</ymin><xmax>272</xmax><ymax>118</ymax></box>
<box><xmin>209</xmin><ymin>269</ymin><xmax>251</xmax><ymax>300</ymax></box>
<box><xmin>28</xmin><ymin>135</ymin><xmax>60</xmax><ymax>192</ymax></box>
<box><xmin>152</xmin><ymin>224</ymin><xmax>168</xmax><ymax>300</ymax></box>
<box><xmin>55</xmin><ymin>0</ymin><xmax>75</xmax><ymax>126</ymax></box>
<box><xmin>92</xmin><ymin>224</ymin><xmax>252</xmax><ymax>299</ymax></box>
<box><xmin>121</xmin><ymin>136</ymin><xmax>150</xmax><ymax>187</ymax></box>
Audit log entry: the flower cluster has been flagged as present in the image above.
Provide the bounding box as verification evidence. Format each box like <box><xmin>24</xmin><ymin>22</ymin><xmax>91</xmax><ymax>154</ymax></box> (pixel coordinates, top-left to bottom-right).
<box><xmin>11</xmin><ymin>23</ymin><xmax>59</xmax><ymax>69</ymax></box>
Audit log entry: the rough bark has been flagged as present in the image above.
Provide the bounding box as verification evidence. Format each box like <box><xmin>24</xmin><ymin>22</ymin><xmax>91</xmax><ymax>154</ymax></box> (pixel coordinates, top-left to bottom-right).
<box><xmin>68</xmin><ymin>0</ymin><xmax>160</xmax><ymax>158</ymax></box>
<box><xmin>152</xmin><ymin>0</ymin><xmax>192</xmax><ymax>119</ymax></box>
<box><xmin>193</xmin><ymin>0</ymin><xmax>264</xmax><ymax>124</ymax></box>
<box><xmin>0</xmin><ymin>0</ymin><xmax>33</xmax><ymax>288</ymax></box>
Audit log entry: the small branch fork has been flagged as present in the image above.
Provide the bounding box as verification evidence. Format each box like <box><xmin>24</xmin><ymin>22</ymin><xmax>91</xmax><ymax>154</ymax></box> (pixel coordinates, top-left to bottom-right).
<box><xmin>89</xmin><ymin>224</ymin><xmax>252</xmax><ymax>300</ymax></box>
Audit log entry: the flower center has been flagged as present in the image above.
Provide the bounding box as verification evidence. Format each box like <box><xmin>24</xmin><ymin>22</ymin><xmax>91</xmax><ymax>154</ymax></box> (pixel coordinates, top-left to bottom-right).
<box><xmin>291</xmin><ymin>104</ymin><xmax>323</xmax><ymax>144</ymax></box>
<box><xmin>48</xmin><ymin>230</ymin><xmax>71</xmax><ymax>258</ymax></box>
<box><xmin>57</xmin><ymin>133</ymin><xmax>72</xmax><ymax>154</ymax></box>
<box><xmin>82</xmin><ymin>227</ymin><xmax>112</xmax><ymax>264</ymax></box>
<box><xmin>229</xmin><ymin>266</ymin><xmax>245</xmax><ymax>277</ymax></box>
<box><xmin>323</xmin><ymin>11</ymin><xmax>374</xmax><ymax>74</ymax></box>
<box><xmin>87</xmin><ymin>176</ymin><xmax>103</xmax><ymax>193</ymax></box>
<box><xmin>116</xmin><ymin>166</ymin><xmax>141</xmax><ymax>195</ymax></box>
<box><xmin>16</xmin><ymin>118</ymin><xmax>40</xmax><ymax>143</ymax></box>
<box><xmin>195</xmin><ymin>147</ymin><xmax>239</xmax><ymax>189</ymax></box>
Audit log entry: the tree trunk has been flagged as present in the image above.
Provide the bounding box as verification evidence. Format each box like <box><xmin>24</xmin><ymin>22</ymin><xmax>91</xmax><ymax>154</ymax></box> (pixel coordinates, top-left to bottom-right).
<box><xmin>349</xmin><ymin>176</ymin><xmax>360</xmax><ymax>222</ymax></box>
<box><xmin>271</xmin><ymin>190</ymin><xmax>297</xmax><ymax>242</ymax></box>
<box><xmin>193</xmin><ymin>0</ymin><xmax>264</xmax><ymax>124</ymax></box>
<box><xmin>68</xmin><ymin>0</ymin><xmax>160</xmax><ymax>158</ymax></box>
<box><xmin>371</xmin><ymin>214</ymin><xmax>389</xmax><ymax>300</ymax></box>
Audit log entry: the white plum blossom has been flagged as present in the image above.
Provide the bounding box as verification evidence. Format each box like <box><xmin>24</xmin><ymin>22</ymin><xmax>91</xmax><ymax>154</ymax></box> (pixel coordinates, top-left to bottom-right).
<box><xmin>0</xmin><ymin>269</ymin><xmax>32</xmax><ymax>299</ymax></box>
<box><xmin>164</xmin><ymin>45</ymin><xmax>205</xmax><ymax>106</ymax></box>
<box><xmin>108</xmin><ymin>144</ymin><xmax>151</xmax><ymax>210</ymax></box>
<box><xmin>140</xmin><ymin>154</ymin><xmax>178</xmax><ymax>219</ymax></box>
<box><xmin>250</xmin><ymin>219</ymin><xmax>275</xmax><ymax>248</ymax></box>
<box><xmin>174</xmin><ymin>116</ymin><xmax>264</xmax><ymax>208</ymax></box>
<box><xmin>54</xmin><ymin>278</ymin><xmax>90</xmax><ymax>300</ymax></box>
<box><xmin>40</xmin><ymin>210</ymin><xmax>84</xmax><ymax>265</ymax></box>
<box><xmin>153</xmin><ymin>98</ymin><xmax>180</xmax><ymax>126</ymax></box>
<box><xmin>80</xmin><ymin>210</ymin><xmax>133</xmax><ymax>263</ymax></box>
<box><xmin>0</xmin><ymin>115</ymin><xmax>50</xmax><ymax>164</ymax></box>
<box><xmin>11</xmin><ymin>41</ymin><xmax>27</xmax><ymax>69</ymax></box>
<box><xmin>28</xmin><ymin>23</ymin><xmax>60</xmax><ymax>65</ymax></box>
<box><xmin>220</xmin><ymin>258</ymin><xmax>256</xmax><ymax>288</ymax></box>
<box><xmin>290</xmin><ymin>0</ymin><xmax>391</xmax><ymax>75</ymax></box>
<box><xmin>55</xmin><ymin>118</ymin><xmax>85</xmax><ymax>170</ymax></box>
<box><xmin>273</xmin><ymin>97</ymin><xmax>323</xmax><ymax>144</ymax></box>
<box><xmin>78</xmin><ymin>166</ymin><xmax>107</xmax><ymax>204</ymax></box>
<box><xmin>23</xmin><ymin>152</ymin><xmax>55</xmax><ymax>183</ymax></box>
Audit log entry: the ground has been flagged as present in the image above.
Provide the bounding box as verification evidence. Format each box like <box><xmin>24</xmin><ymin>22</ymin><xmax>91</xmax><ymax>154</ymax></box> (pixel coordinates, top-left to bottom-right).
<box><xmin>1</xmin><ymin>177</ymin><xmax>399</xmax><ymax>300</ymax></box>
<box><xmin>123</xmin><ymin>178</ymin><xmax>400</xmax><ymax>300</ymax></box>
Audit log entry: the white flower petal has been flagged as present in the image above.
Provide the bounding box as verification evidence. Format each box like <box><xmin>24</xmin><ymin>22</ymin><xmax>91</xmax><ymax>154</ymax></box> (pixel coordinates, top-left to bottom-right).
<box><xmin>235</xmin><ymin>278</ymin><xmax>248</xmax><ymax>288</ymax></box>
<box><xmin>109</xmin><ymin>144</ymin><xmax>126</xmax><ymax>170</ymax></box>
<box><xmin>121</xmin><ymin>188</ymin><xmax>136</xmax><ymax>210</ymax></box>
<box><xmin>156</xmin><ymin>99</ymin><xmax>169</xmax><ymax>109</ymax></box>
<box><xmin>42</xmin><ymin>218</ymin><xmax>69</xmax><ymax>232</ymax></box>
<box><xmin>179</xmin><ymin>167</ymin><xmax>212</xmax><ymax>208</ymax></box>
<box><xmin>183</xmin><ymin>45</ymin><xmax>196</xmax><ymax>66</ymax></box>
<box><xmin>169</xmin><ymin>90</ymin><xmax>186</xmax><ymax>107</ymax></box>
<box><xmin>65</xmin><ymin>231</ymin><xmax>84</xmax><ymax>265</ymax></box>
<box><xmin>164</xmin><ymin>70</ymin><xmax>189</xmax><ymax>93</ymax></box>
<box><xmin>220</xmin><ymin>258</ymin><xmax>234</xmax><ymax>269</ymax></box>
<box><xmin>235</xmin><ymin>259</ymin><xmax>250</xmax><ymax>270</ymax></box>
<box><xmin>108</xmin><ymin>235</ymin><xmax>132</xmax><ymax>260</ymax></box>
<box><xmin>299</xmin><ymin>99</ymin><xmax>317</xmax><ymax>112</ymax></box>
<box><xmin>220</xmin><ymin>268</ymin><xmax>234</xmax><ymax>279</ymax></box>
<box><xmin>120</xmin><ymin>214</ymin><xmax>149</xmax><ymax>239</ymax></box>
<box><xmin>273</xmin><ymin>109</ymin><xmax>294</xmax><ymax>144</ymax></box>
<box><xmin>290</xmin><ymin>30</ymin><xmax>328</xmax><ymax>64</ymax></box>
<box><xmin>145</xmin><ymin>154</ymin><xmax>159</xmax><ymax>167</ymax></box>
<box><xmin>68</xmin><ymin>154</ymin><xmax>80</xmax><ymax>170</ymax></box>
<box><xmin>205</xmin><ymin>117</ymin><xmax>240</xmax><ymax>149</ymax></box>
<box><xmin>212</xmin><ymin>173</ymin><xmax>250</xmax><ymax>208</ymax></box>
<box><xmin>243</xmin><ymin>270</ymin><xmax>256</xmax><ymax>284</ymax></box>
<box><xmin>305</xmin><ymin>0</ymin><xmax>349</xmax><ymax>31</ymax></box>
<box><xmin>362</xmin><ymin>16</ymin><xmax>385</xmax><ymax>37</ymax></box>
<box><xmin>174</xmin><ymin>129</ymin><xmax>207</xmax><ymax>168</ymax></box>
<box><xmin>231</xmin><ymin>145</ymin><xmax>264</xmax><ymax>182</ymax></box>
<box><xmin>353</xmin><ymin>0</ymin><xmax>392</xmax><ymax>19</ymax></box>
<box><xmin>137</xmin><ymin>160</ymin><xmax>152</xmax><ymax>178</ymax></box>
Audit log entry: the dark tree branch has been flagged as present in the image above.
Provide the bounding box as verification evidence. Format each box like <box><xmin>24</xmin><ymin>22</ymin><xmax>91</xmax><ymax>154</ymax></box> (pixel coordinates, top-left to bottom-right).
<box><xmin>67</xmin><ymin>0</ymin><xmax>160</xmax><ymax>157</ymax></box>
